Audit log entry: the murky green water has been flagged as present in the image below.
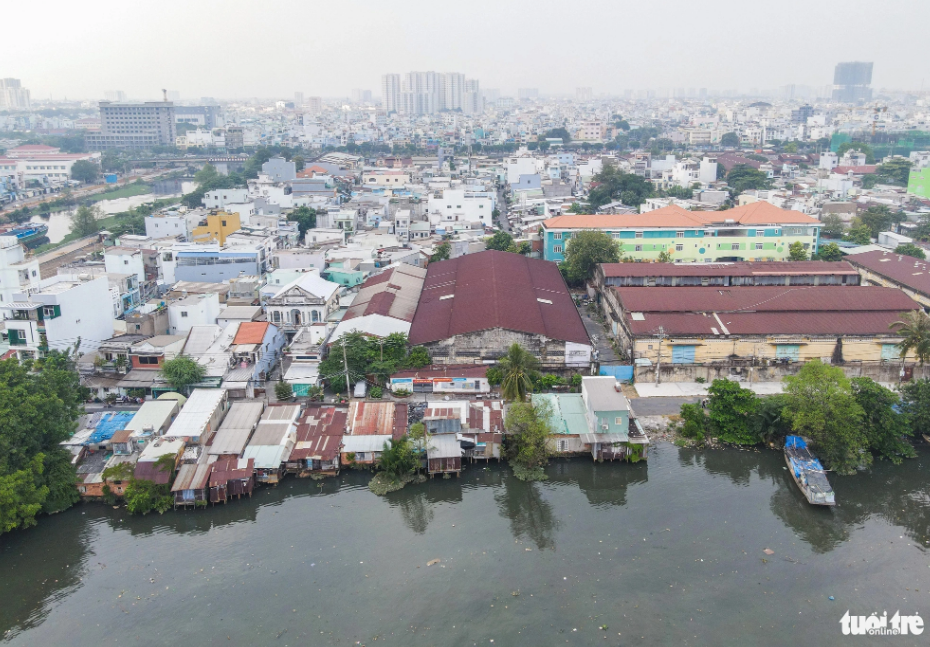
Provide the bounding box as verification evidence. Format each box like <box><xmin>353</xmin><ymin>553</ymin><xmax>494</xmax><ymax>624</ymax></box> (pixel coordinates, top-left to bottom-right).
<box><xmin>1</xmin><ymin>442</ymin><xmax>928</xmax><ymax>646</ymax></box>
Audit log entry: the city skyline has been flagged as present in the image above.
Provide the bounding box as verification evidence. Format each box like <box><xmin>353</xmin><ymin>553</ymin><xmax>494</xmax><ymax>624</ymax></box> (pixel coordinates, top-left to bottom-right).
<box><xmin>1</xmin><ymin>0</ymin><xmax>926</xmax><ymax>101</ymax></box>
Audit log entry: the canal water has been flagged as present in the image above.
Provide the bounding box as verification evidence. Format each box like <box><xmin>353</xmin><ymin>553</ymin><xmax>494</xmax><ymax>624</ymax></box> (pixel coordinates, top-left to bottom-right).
<box><xmin>29</xmin><ymin>181</ymin><xmax>195</xmax><ymax>244</ymax></box>
<box><xmin>1</xmin><ymin>442</ymin><xmax>927</xmax><ymax>646</ymax></box>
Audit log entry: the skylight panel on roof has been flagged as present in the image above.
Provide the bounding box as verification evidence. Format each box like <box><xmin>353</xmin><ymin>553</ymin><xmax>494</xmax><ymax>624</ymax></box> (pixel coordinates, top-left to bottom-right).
<box><xmin>439</xmin><ymin>294</ymin><xmax>454</xmax><ymax>300</ymax></box>
<box><xmin>631</xmin><ymin>312</ymin><xmax>645</xmax><ymax>320</ymax></box>
<box><xmin>537</xmin><ymin>298</ymin><xmax>552</xmax><ymax>304</ymax></box>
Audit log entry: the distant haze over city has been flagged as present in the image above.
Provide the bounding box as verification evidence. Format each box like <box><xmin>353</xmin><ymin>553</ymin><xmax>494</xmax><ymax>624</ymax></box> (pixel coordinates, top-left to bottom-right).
<box><xmin>0</xmin><ymin>0</ymin><xmax>925</xmax><ymax>100</ymax></box>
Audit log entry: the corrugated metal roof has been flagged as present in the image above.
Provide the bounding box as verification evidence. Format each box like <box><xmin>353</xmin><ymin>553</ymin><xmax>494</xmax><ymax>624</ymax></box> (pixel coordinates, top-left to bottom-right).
<box><xmin>242</xmin><ymin>444</ymin><xmax>290</xmax><ymax>469</ymax></box>
<box><xmin>534</xmin><ymin>393</ymin><xmax>589</xmax><ymax>435</ymax></box>
<box><xmin>348</xmin><ymin>401</ymin><xmax>396</xmax><ymax>436</ymax></box>
<box><xmin>427</xmin><ymin>435</ymin><xmax>464</xmax><ymax>459</ymax></box>
<box><xmin>164</xmin><ymin>389</ymin><xmax>227</xmax><ymax>440</ymax></box>
<box><xmin>171</xmin><ymin>459</ymin><xmax>215</xmax><ymax>492</ymax></box>
<box><xmin>249</xmin><ymin>422</ymin><xmax>293</xmax><ymax>446</ymax></box>
<box><xmin>600</xmin><ymin>261</ymin><xmax>858</xmax><ymax>278</ymax></box>
<box><xmin>409</xmin><ymin>250</ymin><xmax>590</xmax><ymax>346</ymax></box>
<box><xmin>614</xmin><ymin>285</ymin><xmax>918</xmax><ymax>314</ymax></box>
<box><xmin>627</xmin><ymin>310</ymin><xmax>917</xmax><ymax>336</ymax></box>
<box><xmin>341</xmin><ymin>435</ymin><xmax>392</xmax><ymax>453</ymax></box>
<box><xmin>847</xmin><ymin>250</ymin><xmax>930</xmax><ymax>297</ymax></box>
<box><xmin>342</xmin><ymin>265</ymin><xmax>426</xmax><ymax>324</ymax></box>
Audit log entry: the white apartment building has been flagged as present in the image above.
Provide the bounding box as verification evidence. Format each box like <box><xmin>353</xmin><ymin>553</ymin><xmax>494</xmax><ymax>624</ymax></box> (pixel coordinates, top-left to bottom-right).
<box><xmin>168</xmin><ymin>293</ymin><xmax>221</xmax><ymax>336</ymax></box>
<box><xmin>145</xmin><ymin>210</ymin><xmax>203</xmax><ymax>241</ymax></box>
<box><xmin>363</xmin><ymin>170</ymin><xmax>410</xmax><ymax>187</ymax></box>
<box><xmin>203</xmin><ymin>188</ymin><xmax>250</xmax><ymax>209</ymax></box>
<box><xmin>506</xmin><ymin>157</ymin><xmax>539</xmax><ymax>185</ymax></box>
<box><xmin>427</xmin><ymin>189</ymin><xmax>496</xmax><ymax>227</ymax></box>
<box><xmin>0</xmin><ymin>236</ymin><xmax>40</xmax><ymax>304</ymax></box>
<box><xmin>3</xmin><ymin>274</ymin><xmax>113</xmax><ymax>359</ymax></box>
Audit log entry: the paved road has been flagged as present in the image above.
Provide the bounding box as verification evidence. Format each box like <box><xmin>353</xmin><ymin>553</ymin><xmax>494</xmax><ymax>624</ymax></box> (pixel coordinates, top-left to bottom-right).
<box><xmin>630</xmin><ymin>396</ymin><xmax>700</xmax><ymax>416</ymax></box>
<box><xmin>577</xmin><ymin>305</ymin><xmax>617</xmax><ymax>363</ymax></box>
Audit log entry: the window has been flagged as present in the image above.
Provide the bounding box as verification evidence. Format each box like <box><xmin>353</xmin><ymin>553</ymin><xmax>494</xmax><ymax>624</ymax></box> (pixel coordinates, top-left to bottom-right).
<box><xmin>615</xmin><ymin>417</ymin><xmax>624</xmax><ymax>425</ymax></box>
<box><xmin>553</xmin><ymin>245</ymin><xmax>562</xmax><ymax>253</ymax></box>
<box><xmin>612</xmin><ymin>233</ymin><xmax>620</xmax><ymax>239</ymax></box>
<box><xmin>553</xmin><ymin>232</ymin><xmax>562</xmax><ymax>240</ymax></box>
<box><xmin>676</xmin><ymin>231</ymin><xmax>684</xmax><ymax>238</ymax></box>
<box><xmin>221</xmin><ymin>220</ymin><xmax>227</xmax><ymax>227</ymax></box>
<box><xmin>138</xmin><ymin>356</ymin><xmax>159</xmax><ymax>365</ymax></box>
<box><xmin>635</xmin><ymin>245</ymin><xmax>642</xmax><ymax>252</ymax></box>
<box><xmin>180</xmin><ymin>311</ymin><xmax>188</xmax><ymax>317</ymax></box>
<box><xmin>731</xmin><ymin>243</ymin><xmax>740</xmax><ymax>250</ymax></box>
<box><xmin>675</xmin><ymin>244</ymin><xmax>683</xmax><ymax>251</ymax></box>
<box><xmin>755</xmin><ymin>242</ymin><xmax>763</xmax><ymax>250</ymax></box>
<box><xmin>756</xmin><ymin>229</ymin><xmax>765</xmax><ymax>237</ymax></box>
<box><xmin>635</xmin><ymin>231</ymin><xmax>643</xmax><ymax>239</ymax></box>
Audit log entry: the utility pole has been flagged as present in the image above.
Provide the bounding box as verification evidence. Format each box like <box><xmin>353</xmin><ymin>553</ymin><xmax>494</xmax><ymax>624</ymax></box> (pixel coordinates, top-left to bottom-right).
<box><xmin>341</xmin><ymin>338</ymin><xmax>351</xmax><ymax>400</ymax></box>
<box><xmin>654</xmin><ymin>326</ymin><xmax>665</xmax><ymax>385</ymax></box>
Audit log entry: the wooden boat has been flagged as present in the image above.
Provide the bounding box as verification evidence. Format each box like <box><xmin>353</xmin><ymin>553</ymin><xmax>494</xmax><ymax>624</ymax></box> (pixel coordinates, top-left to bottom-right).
<box><xmin>784</xmin><ymin>436</ymin><xmax>835</xmax><ymax>506</ymax></box>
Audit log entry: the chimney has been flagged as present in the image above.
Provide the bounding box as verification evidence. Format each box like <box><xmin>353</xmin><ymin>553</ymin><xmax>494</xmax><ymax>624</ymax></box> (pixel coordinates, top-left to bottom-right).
<box><xmin>162</xmin><ymin>89</ymin><xmax>168</xmax><ymax>102</ymax></box>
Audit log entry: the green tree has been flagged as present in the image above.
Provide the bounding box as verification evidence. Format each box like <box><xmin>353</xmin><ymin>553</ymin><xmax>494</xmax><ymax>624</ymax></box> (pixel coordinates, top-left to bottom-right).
<box><xmin>70</xmin><ymin>159</ymin><xmax>100</xmax><ymax>184</ymax></box>
<box><xmin>587</xmin><ymin>163</ymin><xmax>654</xmax><ymax>208</ymax></box>
<box><xmin>898</xmin><ymin>379</ymin><xmax>930</xmax><ymax>439</ymax></box>
<box><xmin>404</xmin><ymin>345</ymin><xmax>431</xmax><ymax>369</ymax></box>
<box><xmin>657</xmin><ymin>249</ymin><xmax>673</xmax><ymax>263</ymax></box>
<box><xmin>875</xmin><ymin>158</ymin><xmax>912</xmax><ymax>186</ymax></box>
<box><xmin>561</xmin><ymin>230</ymin><xmax>620</xmax><ymax>285</ymax></box>
<box><xmin>836</xmin><ymin>141</ymin><xmax>875</xmax><ymax>164</ymax></box>
<box><xmin>516</xmin><ymin>241</ymin><xmax>532</xmax><ymax>255</ymax></box>
<box><xmin>275</xmin><ymin>381</ymin><xmax>293</xmax><ymax>400</ymax></box>
<box><xmin>894</xmin><ymin>243</ymin><xmax>926</xmax><ymax>259</ymax></box>
<box><xmin>543</xmin><ymin>127</ymin><xmax>571</xmax><ymax>143</ymax></box>
<box><xmin>820</xmin><ymin>214</ymin><xmax>845</xmax><ymax>238</ymax></box>
<box><xmin>70</xmin><ymin>204</ymin><xmax>102</xmax><ymax>237</ymax></box>
<box><xmin>815</xmin><ymin>242</ymin><xmax>843</xmax><ymax>261</ymax></box>
<box><xmin>678</xmin><ymin>403</ymin><xmax>709</xmax><ymax>441</ymax></box>
<box><xmin>726</xmin><ymin>164</ymin><xmax>771</xmax><ymax>194</ymax></box>
<box><xmin>486</xmin><ymin>230</ymin><xmax>515</xmax><ymax>252</ymax></box>
<box><xmin>486</xmin><ymin>366</ymin><xmax>503</xmax><ymax>386</ymax></box>
<box><xmin>720</xmin><ymin>132</ymin><xmax>740</xmax><ymax>147</ymax></box>
<box><xmin>850</xmin><ymin>377</ymin><xmax>915</xmax><ymax>464</ymax></box>
<box><xmin>748</xmin><ymin>393</ymin><xmax>791</xmax><ymax>444</ymax></box>
<box><xmin>891</xmin><ymin>311</ymin><xmax>930</xmax><ymax>365</ymax></box>
<box><xmin>858</xmin><ymin>205</ymin><xmax>894</xmax><ymax>237</ymax></box>
<box><xmin>706</xmin><ymin>379</ymin><xmax>760</xmax><ymax>444</ymax></box>
<box><xmin>844</xmin><ymin>224</ymin><xmax>872</xmax><ymax>245</ymax></box>
<box><xmin>287</xmin><ymin>206</ymin><xmax>317</xmax><ymax>238</ymax></box>
<box><xmin>160</xmin><ymin>356</ymin><xmax>206</xmax><ymax>394</ymax></box>
<box><xmin>783</xmin><ymin>142</ymin><xmax>798</xmax><ymax>154</ymax></box>
<box><xmin>292</xmin><ymin>155</ymin><xmax>305</xmax><ymax>172</ymax></box>
<box><xmin>788</xmin><ymin>241</ymin><xmax>809</xmax><ymax>261</ymax></box>
<box><xmin>430</xmin><ymin>242</ymin><xmax>451</xmax><ymax>263</ymax></box>
<box><xmin>499</xmin><ymin>343</ymin><xmax>538</xmax><ymax>402</ymax></box>
<box><xmin>0</xmin><ymin>351</ymin><xmax>84</xmax><ymax>533</ymax></box>
<box><xmin>378</xmin><ymin>435</ymin><xmax>419</xmax><ymax>480</ymax></box>
<box><xmin>567</xmin><ymin>202</ymin><xmax>589</xmax><ymax>214</ymax></box>
<box><xmin>781</xmin><ymin>360</ymin><xmax>867</xmax><ymax>475</ymax></box>
<box><xmin>503</xmin><ymin>400</ymin><xmax>553</xmax><ymax>480</ymax></box>
<box><xmin>193</xmin><ymin>163</ymin><xmax>219</xmax><ymax>186</ymax></box>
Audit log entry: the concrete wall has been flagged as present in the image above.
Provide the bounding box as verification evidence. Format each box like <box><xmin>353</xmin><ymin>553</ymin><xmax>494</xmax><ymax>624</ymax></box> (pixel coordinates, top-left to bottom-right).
<box><xmin>425</xmin><ymin>328</ymin><xmax>574</xmax><ymax>369</ymax></box>
<box><xmin>633</xmin><ymin>361</ymin><xmax>930</xmax><ymax>384</ymax></box>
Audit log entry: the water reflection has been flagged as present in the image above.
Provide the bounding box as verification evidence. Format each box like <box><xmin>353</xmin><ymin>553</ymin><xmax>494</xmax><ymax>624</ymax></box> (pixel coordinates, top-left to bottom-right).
<box><xmin>547</xmin><ymin>459</ymin><xmax>647</xmax><ymax>508</ymax></box>
<box><xmin>391</xmin><ymin>489</ymin><xmax>434</xmax><ymax>534</ymax></box>
<box><xmin>678</xmin><ymin>446</ymin><xmax>782</xmax><ymax>486</ymax></box>
<box><xmin>770</xmin><ymin>448</ymin><xmax>930</xmax><ymax>553</ymax></box>
<box><xmin>494</xmin><ymin>471</ymin><xmax>557</xmax><ymax>551</ymax></box>
<box><xmin>0</xmin><ymin>514</ymin><xmax>91</xmax><ymax>640</ymax></box>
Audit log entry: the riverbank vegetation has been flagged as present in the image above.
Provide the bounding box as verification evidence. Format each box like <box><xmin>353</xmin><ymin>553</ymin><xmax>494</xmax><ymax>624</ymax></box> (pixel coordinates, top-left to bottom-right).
<box><xmin>677</xmin><ymin>360</ymin><xmax>920</xmax><ymax>475</ymax></box>
<box><xmin>0</xmin><ymin>352</ymin><xmax>86</xmax><ymax>534</ymax></box>
<box><xmin>503</xmin><ymin>400</ymin><xmax>554</xmax><ymax>481</ymax></box>
<box><xmin>318</xmin><ymin>332</ymin><xmax>430</xmax><ymax>394</ymax></box>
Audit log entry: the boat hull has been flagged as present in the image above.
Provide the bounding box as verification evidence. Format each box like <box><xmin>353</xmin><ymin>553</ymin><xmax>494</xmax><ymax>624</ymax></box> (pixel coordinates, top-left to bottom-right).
<box><xmin>785</xmin><ymin>451</ymin><xmax>836</xmax><ymax>506</ymax></box>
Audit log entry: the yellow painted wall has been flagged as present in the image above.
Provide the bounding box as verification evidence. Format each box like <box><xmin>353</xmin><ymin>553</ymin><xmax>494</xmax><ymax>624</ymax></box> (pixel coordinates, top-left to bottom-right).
<box><xmin>192</xmin><ymin>211</ymin><xmax>241</xmax><ymax>245</ymax></box>
<box><xmin>632</xmin><ymin>337</ymin><xmax>910</xmax><ymax>364</ymax></box>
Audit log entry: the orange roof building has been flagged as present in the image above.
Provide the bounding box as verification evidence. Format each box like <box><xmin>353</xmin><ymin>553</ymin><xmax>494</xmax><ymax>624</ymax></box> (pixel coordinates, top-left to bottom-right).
<box><xmin>233</xmin><ymin>321</ymin><xmax>270</xmax><ymax>345</ymax></box>
<box><xmin>540</xmin><ymin>203</ymin><xmax>822</xmax><ymax>264</ymax></box>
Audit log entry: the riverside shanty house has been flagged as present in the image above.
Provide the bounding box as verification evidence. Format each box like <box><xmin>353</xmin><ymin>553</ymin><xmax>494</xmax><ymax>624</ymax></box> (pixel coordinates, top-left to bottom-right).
<box><xmin>426</xmin><ymin>435</ymin><xmax>464</xmax><ymax>477</ymax></box>
<box><xmin>288</xmin><ymin>405</ymin><xmax>346</xmax><ymax>476</ymax></box>
<box><xmin>341</xmin><ymin>401</ymin><xmax>407</xmax><ymax>466</ymax></box>
<box><xmin>172</xmin><ymin>457</ymin><xmax>214</xmax><ymax>507</ymax></box>
<box><xmin>163</xmin><ymin>388</ymin><xmax>229</xmax><ymax>445</ymax></box>
<box><xmin>207</xmin><ymin>400</ymin><xmax>265</xmax><ymax>458</ymax></box>
<box><xmin>533</xmin><ymin>377</ymin><xmax>648</xmax><ymax>461</ymax></box>
<box><xmin>242</xmin><ymin>404</ymin><xmax>301</xmax><ymax>483</ymax></box>
<box><xmin>421</xmin><ymin>400</ymin><xmax>504</xmax><ymax>464</ymax></box>
<box><xmin>134</xmin><ymin>438</ymin><xmax>186</xmax><ymax>484</ymax></box>
<box><xmin>209</xmin><ymin>456</ymin><xmax>255</xmax><ymax>503</ymax></box>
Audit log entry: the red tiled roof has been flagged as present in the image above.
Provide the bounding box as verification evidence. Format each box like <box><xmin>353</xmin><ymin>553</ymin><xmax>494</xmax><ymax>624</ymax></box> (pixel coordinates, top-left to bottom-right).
<box><xmin>233</xmin><ymin>322</ymin><xmax>269</xmax><ymax>345</ymax></box>
<box><xmin>408</xmin><ymin>250</ymin><xmax>590</xmax><ymax>346</ymax></box>
<box><xmin>614</xmin><ymin>285</ymin><xmax>918</xmax><ymax>314</ymax></box>
<box><xmin>834</xmin><ymin>165</ymin><xmax>878</xmax><ymax>175</ymax></box>
<box><xmin>364</xmin><ymin>291</ymin><xmax>395</xmax><ymax>316</ymax></box>
<box><xmin>543</xmin><ymin>202</ymin><xmax>818</xmax><ymax>230</ymax></box>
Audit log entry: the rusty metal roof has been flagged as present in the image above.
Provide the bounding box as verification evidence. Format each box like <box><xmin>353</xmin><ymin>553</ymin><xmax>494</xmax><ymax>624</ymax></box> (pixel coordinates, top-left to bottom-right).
<box><xmin>342</xmin><ymin>265</ymin><xmax>427</xmax><ymax>324</ymax></box>
<box><xmin>409</xmin><ymin>250</ymin><xmax>589</xmax><ymax>346</ymax></box>
<box><xmin>600</xmin><ymin>261</ymin><xmax>858</xmax><ymax>278</ymax></box>
<box><xmin>847</xmin><ymin>250</ymin><xmax>930</xmax><ymax>297</ymax></box>
<box><xmin>614</xmin><ymin>285</ymin><xmax>918</xmax><ymax>314</ymax></box>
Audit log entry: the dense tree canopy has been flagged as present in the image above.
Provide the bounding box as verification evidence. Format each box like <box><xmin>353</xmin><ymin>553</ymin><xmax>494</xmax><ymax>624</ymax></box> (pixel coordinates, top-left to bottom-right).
<box><xmin>815</xmin><ymin>242</ymin><xmax>843</xmax><ymax>261</ymax></box>
<box><xmin>160</xmin><ymin>356</ymin><xmax>206</xmax><ymax>394</ymax></box>
<box><xmin>560</xmin><ymin>230</ymin><xmax>620</xmax><ymax>286</ymax></box>
<box><xmin>726</xmin><ymin>164</ymin><xmax>771</xmax><ymax>194</ymax></box>
<box><xmin>503</xmin><ymin>400</ymin><xmax>553</xmax><ymax>480</ymax></box>
<box><xmin>287</xmin><ymin>206</ymin><xmax>317</xmax><ymax>238</ymax></box>
<box><xmin>319</xmin><ymin>333</ymin><xmax>428</xmax><ymax>394</ymax></box>
<box><xmin>587</xmin><ymin>163</ymin><xmax>654</xmax><ymax>209</ymax></box>
<box><xmin>70</xmin><ymin>160</ymin><xmax>100</xmax><ymax>184</ymax></box>
<box><xmin>485</xmin><ymin>230</ymin><xmax>515</xmax><ymax>252</ymax></box>
<box><xmin>0</xmin><ymin>352</ymin><xmax>84</xmax><ymax>534</ymax></box>
<box><xmin>706</xmin><ymin>379</ymin><xmax>759</xmax><ymax>445</ymax></box>
<box><xmin>894</xmin><ymin>243</ymin><xmax>926</xmax><ymax>259</ymax></box>
<box><xmin>70</xmin><ymin>204</ymin><xmax>102</xmax><ymax>237</ymax></box>
<box><xmin>720</xmin><ymin>132</ymin><xmax>740</xmax><ymax>147</ymax></box>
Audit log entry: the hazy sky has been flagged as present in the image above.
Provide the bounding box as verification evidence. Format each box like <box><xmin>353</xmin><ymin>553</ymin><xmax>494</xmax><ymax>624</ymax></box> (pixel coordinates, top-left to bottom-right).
<box><xmin>3</xmin><ymin>0</ymin><xmax>926</xmax><ymax>100</ymax></box>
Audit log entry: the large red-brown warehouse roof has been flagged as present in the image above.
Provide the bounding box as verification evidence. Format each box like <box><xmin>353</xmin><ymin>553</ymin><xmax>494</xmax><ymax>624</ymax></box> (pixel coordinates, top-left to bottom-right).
<box><xmin>409</xmin><ymin>250</ymin><xmax>590</xmax><ymax>346</ymax></box>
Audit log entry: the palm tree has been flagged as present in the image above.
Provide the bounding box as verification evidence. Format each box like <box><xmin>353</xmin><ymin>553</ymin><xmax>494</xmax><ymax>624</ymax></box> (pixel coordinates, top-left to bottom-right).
<box><xmin>498</xmin><ymin>343</ymin><xmax>538</xmax><ymax>402</ymax></box>
<box><xmin>891</xmin><ymin>311</ymin><xmax>930</xmax><ymax>367</ymax></box>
